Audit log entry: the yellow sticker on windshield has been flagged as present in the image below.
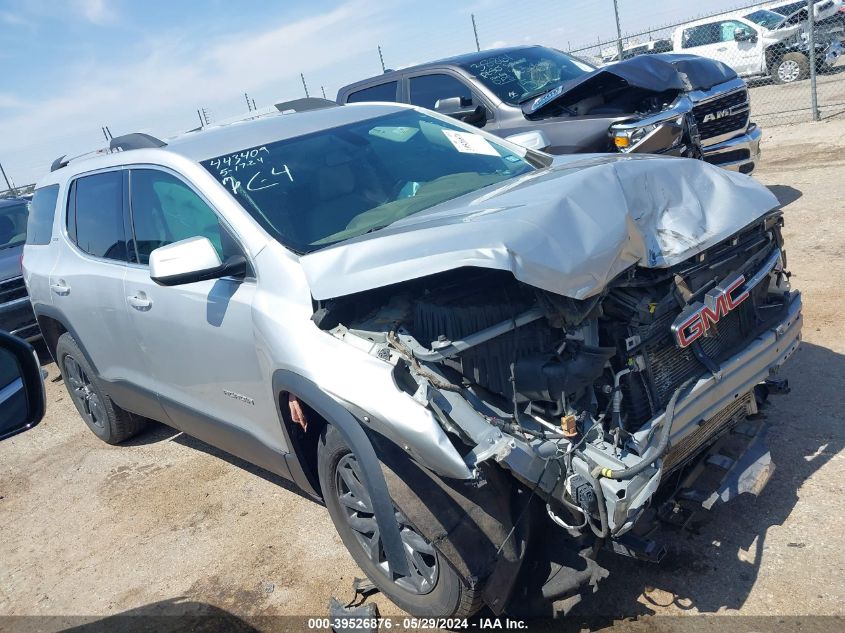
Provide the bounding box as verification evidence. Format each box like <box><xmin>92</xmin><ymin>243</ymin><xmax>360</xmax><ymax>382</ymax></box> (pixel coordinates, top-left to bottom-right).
<box><xmin>441</xmin><ymin>129</ymin><xmax>500</xmax><ymax>156</ymax></box>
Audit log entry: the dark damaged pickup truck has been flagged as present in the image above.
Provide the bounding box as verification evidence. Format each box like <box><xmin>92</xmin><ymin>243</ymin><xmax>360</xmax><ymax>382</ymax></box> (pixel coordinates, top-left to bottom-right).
<box><xmin>338</xmin><ymin>45</ymin><xmax>762</xmax><ymax>174</ymax></box>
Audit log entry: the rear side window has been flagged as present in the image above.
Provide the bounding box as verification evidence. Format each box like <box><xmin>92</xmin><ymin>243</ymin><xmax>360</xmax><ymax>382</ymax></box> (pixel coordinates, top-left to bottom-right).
<box><xmin>346</xmin><ymin>81</ymin><xmax>398</xmax><ymax>103</ymax></box>
<box><xmin>409</xmin><ymin>74</ymin><xmax>473</xmax><ymax>110</ymax></box>
<box><xmin>129</xmin><ymin>169</ymin><xmax>239</xmax><ymax>265</ymax></box>
<box><xmin>68</xmin><ymin>171</ymin><xmax>128</xmax><ymax>261</ymax></box>
<box><xmin>682</xmin><ymin>23</ymin><xmax>720</xmax><ymax>48</ymax></box>
<box><xmin>25</xmin><ymin>186</ymin><xmax>59</xmax><ymax>246</ymax></box>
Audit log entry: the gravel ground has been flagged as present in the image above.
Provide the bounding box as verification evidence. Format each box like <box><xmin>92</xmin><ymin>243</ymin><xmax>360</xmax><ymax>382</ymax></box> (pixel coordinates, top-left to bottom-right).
<box><xmin>1</xmin><ymin>120</ymin><xmax>843</xmax><ymax>631</ymax></box>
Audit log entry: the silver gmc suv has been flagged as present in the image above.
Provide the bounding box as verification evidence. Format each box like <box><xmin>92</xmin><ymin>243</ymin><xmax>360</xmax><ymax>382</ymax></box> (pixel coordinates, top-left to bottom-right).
<box><xmin>23</xmin><ymin>103</ymin><xmax>801</xmax><ymax>618</ymax></box>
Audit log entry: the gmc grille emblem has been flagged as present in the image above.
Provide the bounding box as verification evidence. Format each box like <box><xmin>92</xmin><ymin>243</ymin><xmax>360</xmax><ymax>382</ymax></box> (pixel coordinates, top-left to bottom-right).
<box><xmin>702</xmin><ymin>108</ymin><xmax>732</xmax><ymax>123</ymax></box>
<box><xmin>671</xmin><ymin>275</ymin><xmax>750</xmax><ymax>348</ymax></box>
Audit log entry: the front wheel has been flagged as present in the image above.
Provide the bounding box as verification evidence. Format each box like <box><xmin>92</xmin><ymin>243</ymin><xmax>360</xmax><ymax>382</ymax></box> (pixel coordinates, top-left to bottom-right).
<box><xmin>317</xmin><ymin>424</ymin><xmax>482</xmax><ymax>617</ymax></box>
<box><xmin>773</xmin><ymin>53</ymin><xmax>809</xmax><ymax>84</ymax></box>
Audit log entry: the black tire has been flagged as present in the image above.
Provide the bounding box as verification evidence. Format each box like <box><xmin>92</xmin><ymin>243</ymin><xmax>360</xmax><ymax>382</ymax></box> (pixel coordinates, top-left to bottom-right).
<box><xmin>317</xmin><ymin>424</ymin><xmax>482</xmax><ymax>618</ymax></box>
<box><xmin>773</xmin><ymin>53</ymin><xmax>809</xmax><ymax>84</ymax></box>
<box><xmin>55</xmin><ymin>333</ymin><xmax>146</xmax><ymax>444</ymax></box>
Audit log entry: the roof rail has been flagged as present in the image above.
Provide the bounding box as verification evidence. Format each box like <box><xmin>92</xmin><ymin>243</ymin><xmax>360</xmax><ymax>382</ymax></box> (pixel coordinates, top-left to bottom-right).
<box><xmin>50</xmin><ymin>155</ymin><xmax>69</xmax><ymax>172</ymax></box>
<box><xmin>109</xmin><ymin>132</ymin><xmax>167</xmax><ymax>152</ymax></box>
<box><xmin>274</xmin><ymin>97</ymin><xmax>338</xmax><ymax>113</ymax></box>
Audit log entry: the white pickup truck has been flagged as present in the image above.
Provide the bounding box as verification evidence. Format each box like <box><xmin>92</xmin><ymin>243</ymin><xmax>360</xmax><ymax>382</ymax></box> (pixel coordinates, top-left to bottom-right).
<box><xmin>673</xmin><ymin>7</ymin><xmax>844</xmax><ymax>83</ymax></box>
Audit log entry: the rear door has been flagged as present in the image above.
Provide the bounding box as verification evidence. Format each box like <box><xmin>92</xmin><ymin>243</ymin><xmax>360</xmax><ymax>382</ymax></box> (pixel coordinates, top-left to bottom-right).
<box><xmin>50</xmin><ymin>169</ymin><xmax>161</xmax><ymax>414</ymax></box>
<box><xmin>121</xmin><ymin>167</ymin><xmax>282</xmax><ymax>451</ymax></box>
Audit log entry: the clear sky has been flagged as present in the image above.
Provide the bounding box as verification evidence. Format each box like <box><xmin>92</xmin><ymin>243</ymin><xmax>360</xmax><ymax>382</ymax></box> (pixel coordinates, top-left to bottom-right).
<box><xmin>1</xmin><ymin>0</ymin><xmax>758</xmax><ymax>185</ymax></box>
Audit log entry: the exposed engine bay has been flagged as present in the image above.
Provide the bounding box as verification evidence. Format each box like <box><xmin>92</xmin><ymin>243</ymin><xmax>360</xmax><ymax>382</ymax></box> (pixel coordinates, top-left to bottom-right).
<box><xmin>313</xmin><ymin>210</ymin><xmax>799</xmax><ymax>553</ymax></box>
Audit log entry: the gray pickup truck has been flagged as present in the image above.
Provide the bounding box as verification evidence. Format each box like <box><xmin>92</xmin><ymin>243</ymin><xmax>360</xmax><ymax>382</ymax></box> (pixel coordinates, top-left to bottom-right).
<box><xmin>338</xmin><ymin>45</ymin><xmax>761</xmax><ymax>174</ymax></box>
<box><xmin>1</xmin><ymin>197</ymin><xmax>39</xmax><ymax>342</ymax></box>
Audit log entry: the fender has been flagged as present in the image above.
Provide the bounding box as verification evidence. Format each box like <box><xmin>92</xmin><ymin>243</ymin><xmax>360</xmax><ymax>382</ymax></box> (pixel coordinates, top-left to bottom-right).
<box><xmin>272</xmin><ymin>369</ymin><xmax>410</xmax><ymax>578</ymax></box>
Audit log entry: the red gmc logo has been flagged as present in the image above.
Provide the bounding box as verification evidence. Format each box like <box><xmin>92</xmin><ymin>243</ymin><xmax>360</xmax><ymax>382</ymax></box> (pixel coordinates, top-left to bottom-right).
<box><xmin>671</xmin><ymin>275</ymin><xmax>750</xmax><ymax>348</ymax></box>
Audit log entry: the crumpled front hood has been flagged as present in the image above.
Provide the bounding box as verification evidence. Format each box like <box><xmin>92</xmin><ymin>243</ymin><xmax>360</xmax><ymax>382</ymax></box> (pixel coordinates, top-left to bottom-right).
<box><xmin>301</xmin><ymin>154</ymin><xmax>779</xmax><ymax>301</ymax></box>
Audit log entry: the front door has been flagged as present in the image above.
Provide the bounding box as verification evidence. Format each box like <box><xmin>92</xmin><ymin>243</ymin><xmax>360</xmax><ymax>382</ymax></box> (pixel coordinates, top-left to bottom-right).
<box><xmin>122</xmin><ymin>168</ymin><xmax>284</xmax><ymax>453</ymax></box>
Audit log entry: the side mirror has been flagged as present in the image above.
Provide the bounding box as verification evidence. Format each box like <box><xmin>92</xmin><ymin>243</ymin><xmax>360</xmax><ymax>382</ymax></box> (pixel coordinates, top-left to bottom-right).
<box><xmin>734</xmin><ymin>27</ymin><xmax>756</xmax><ymax>42</ymax></box>
<box><xmin>434</xmin><ymin>95</ymin><xmax>473</xmax><ymax>115</ymax></box>
<box><xmin>0</xmin><ymin>331</ymin><xmax>46</xmax><ymax>441</ymax></box>
<box><xmin>149</xmin><ymin>236</ymin><xmax>247</xmax><ymax>286</ymax></box>
<box><xmin>504</xmin><ymin>130</ymin><xmax>551</xmax><ymax>151</ymax></box>
<box><xmin>434</xmin><ymin>96</ymin><xmax>487</xmax><ymax>127</ymax></box>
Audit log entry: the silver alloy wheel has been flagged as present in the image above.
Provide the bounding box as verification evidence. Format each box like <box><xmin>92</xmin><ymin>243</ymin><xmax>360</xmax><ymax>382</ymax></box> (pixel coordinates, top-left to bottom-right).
<box><xmin>778</xmin><ymin>60</ymin><xmax>801</xmax><ymax>83</ymax></box>
<box><xmin>335</xmin><ymin>453</ymin><xmax>438</xmax><ymax>595</ymax></box>
<box><xmin>63</xmin><ymin>355</ymin><xmax>105</xmax><ymax>429</ymax></box>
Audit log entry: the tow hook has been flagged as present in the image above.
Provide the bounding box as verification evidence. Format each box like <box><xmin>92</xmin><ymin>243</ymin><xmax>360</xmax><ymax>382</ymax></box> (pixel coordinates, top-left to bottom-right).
<box><xmin>764</xmin><ymin>377</ymin><xmax>790</xmax><ymax>395</ymax></box>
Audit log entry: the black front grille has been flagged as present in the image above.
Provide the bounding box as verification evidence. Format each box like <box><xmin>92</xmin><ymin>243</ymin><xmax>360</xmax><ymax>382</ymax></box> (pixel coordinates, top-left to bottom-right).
<box><xmin>693</xmin><ymin>89</ymin><xmax>749</xmax><ymax>140</ymax></box>
<box><xmin>642</xmin><ymin>301</ymin><xmax>753</xmax><ymax>409</ymax></box>
<box><xmin>703</xmin><ymin>149</ymin><xmax>750</xmax><ymax>165</ymax></box>
<box><xmin>623</xmin><ymin>249</ymin><xmax>779</xmax><ymax>428</ymax></box>
<box><xmin>0</xmin><ymin>276</ymin><xmax>27</xmax><ymax>304</ymax></box>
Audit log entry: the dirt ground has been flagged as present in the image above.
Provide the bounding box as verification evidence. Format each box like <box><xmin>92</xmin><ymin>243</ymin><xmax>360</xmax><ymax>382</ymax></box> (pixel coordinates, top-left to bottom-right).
<box><xmin>1</xmin><ymin>120</ymin><xmax>844</xmax><ymax>632</ymax></box>
<box><xmin>750</xmin><ymin>64</ymin><xmax>845</xmax><ymax>126</ymax></box>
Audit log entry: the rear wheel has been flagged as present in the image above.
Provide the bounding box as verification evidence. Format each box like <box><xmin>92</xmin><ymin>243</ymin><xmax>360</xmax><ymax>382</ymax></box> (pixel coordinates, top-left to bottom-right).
<box><xmin>317</xmin><ymin>424</ymin><xmax>482</xmax><ymax>617</ymax></box>
<box><xmin>773</xmin><ymin>53</ymin><xmax>809</xmax><ymax>84</ymax></box>
<box><xmin>56</xmin><ymin>333</ymin><xmax>146</xmax><ymax>444</ymax></box>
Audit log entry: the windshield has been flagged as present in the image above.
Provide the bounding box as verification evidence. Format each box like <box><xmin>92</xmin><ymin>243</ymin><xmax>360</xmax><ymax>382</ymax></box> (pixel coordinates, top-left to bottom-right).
<box><xmin>0</xmin><ymin>202</ymin><xmax>29</xmax><ymax>250</ymax></box>
<box><xmin>458</xmin><ymin>47</ymin><xmax>594</xmax><ymax>105</ymax></box>
<box><xmin>201</xmin><ymin>110</ymin><xmax>534</xmax><ymax>253</ymax></box>
<box><xmin>744</xmin><ymin>9</ymin><xmax>786</xmax><ymax>29</ymax></box>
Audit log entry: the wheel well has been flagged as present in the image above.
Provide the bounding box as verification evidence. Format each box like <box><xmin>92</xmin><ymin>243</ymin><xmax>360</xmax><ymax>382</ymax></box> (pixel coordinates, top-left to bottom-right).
<box><xmin>36</xmin><ymin>315</ymin><xmax>67</xmax><ymax>364</ymax></box>
<box><xmin>279</xmin><ymin>391</ymin><xmax>327</xmax><ymax>497</ymax></box>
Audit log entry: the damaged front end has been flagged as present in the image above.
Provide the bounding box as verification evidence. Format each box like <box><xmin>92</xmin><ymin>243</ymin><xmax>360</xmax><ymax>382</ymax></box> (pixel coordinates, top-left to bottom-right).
<box><xmin>524</xmin><ymin>54</ymin><xmax>742</xmax><ymax>160</ymax></box>
<box><xmin>305</xmin><ymin>157</ymin><xmax>801</xmax><ymax>612</ymax></box>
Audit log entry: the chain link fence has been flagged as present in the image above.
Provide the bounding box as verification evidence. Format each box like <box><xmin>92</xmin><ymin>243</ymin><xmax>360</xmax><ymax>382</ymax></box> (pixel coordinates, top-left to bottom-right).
<box><xmin>565</xmin><ymin>1</ymin><xmax>844</xmax><ymax>127</ymax></box>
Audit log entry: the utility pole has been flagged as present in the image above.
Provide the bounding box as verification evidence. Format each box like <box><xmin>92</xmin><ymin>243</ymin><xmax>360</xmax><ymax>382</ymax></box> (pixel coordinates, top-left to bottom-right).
<box><xmin>612</xmin><ymin>0</ymin><xmax>623</xmax><ymax>61</ymax></box>
<box><xmin>252</xmin><ymin>98</ymin><xmax>257</xmax><ymax>111</ymax></box>
<box><xmin>101</xmin><ymin>127</ymin><xmax>110</xmax><ymax>142</ymax></box>
<box><xmin>301</xmin><ymin>73</ymin><xmax>310</xmax><ymax>98</ymax></box>
<box><xmin>0</xmin><ymin>161</ymin><xmax>17</xmax><ymax>196</ymax></box>
<box><xmin>197</xmin><ymin>109</ymin><xmax>204</xmax><ymax>127</ymax></box>
<box><xmin>321</xmin><ymin>86</ymin><xmax>327</xmax><ymax>99</ymax></box>
<box><xmin>245</xmin><ymin>92</ymin><xmax>253</xmax><ymax>112</ymax></box>
<box><xmin>808</xmin><ymin>0</ymin><xmax>820</xmax><ymax>121</ymax></box>
<box><xmin>378</xmin><ymin>45</ymin><xmax>386</xmax><ymax>73</ymax></box>
<box><xmin>471</xmin><ymin>14</ymin><xmax>480</xmax><ymax>52</ymax></box>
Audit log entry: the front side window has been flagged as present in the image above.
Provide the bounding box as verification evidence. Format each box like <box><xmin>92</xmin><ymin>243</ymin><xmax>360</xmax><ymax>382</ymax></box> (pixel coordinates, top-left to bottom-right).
<box><xmin>69</xmin><ymin>171</ymin><xmax>128</xmax><ymax>261</ymax></box>
<box><xmin>718</xmin><ymin>20</ymin><xmax>754</xmax><ymax>42</ymax></box>
<box><xmin>1</xmin><ymin>200</ymin><xmax>30</xmax><ymax>250</ymax></box>
<box><xmin>457</xmin><ymin>47</ymin><xmax>593</xmax><ymax>105</ymax></box>
<box><xmin>409</xmin><ymin>74</ymin><xmax>473</xmax><ymax>110</ymax></box>
<box><xmin>200</xmin><ymin>109</ymin><xmax>534</xmax><ymax>253</ymax></box>
<box><xmin>25</xmin><ymin>186</ymin><xmax>59</xmax><ymax>246</ymax></box>
<box><xmin>346</xmin><ymin>81</ymin><xmax>399</xmax><ymax>104</ymax></box>
<box><xmin>129</xmin><ymin>169</ymin><xmax>239</xmax><ymax>265</ymax></box>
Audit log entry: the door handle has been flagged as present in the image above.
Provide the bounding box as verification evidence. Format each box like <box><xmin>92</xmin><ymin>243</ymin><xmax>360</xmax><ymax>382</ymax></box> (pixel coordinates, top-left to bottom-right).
<box><xmin>127</xmin><ymin>293</ymin><xmax>152</xmax><ymax>310</ymax></box>
<box><xmin>50</xmin><ymin>281</ymin><xmax>70</xmax><ymax>296</ymax></box>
